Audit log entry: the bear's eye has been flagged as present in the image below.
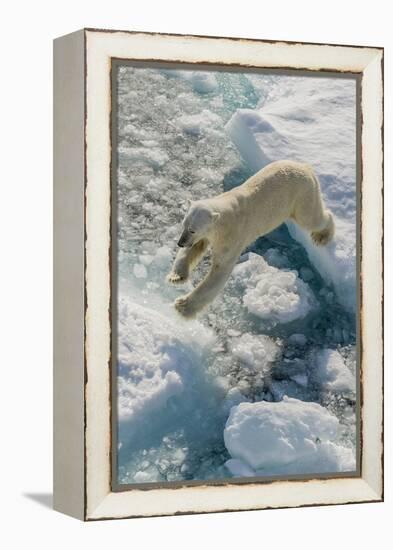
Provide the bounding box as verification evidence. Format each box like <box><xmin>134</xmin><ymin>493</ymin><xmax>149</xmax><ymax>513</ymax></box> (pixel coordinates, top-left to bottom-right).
<box><xmin>189</xmin><ymin>229</ymin><xmax>195</xmax><ymax>234</ymax></box>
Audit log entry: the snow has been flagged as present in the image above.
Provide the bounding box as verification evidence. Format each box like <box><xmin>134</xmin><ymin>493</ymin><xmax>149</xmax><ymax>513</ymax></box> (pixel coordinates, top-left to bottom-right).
<box><xmin>166</xmin><ymin>70</ymin><xmax>219</xmax><ymax>94</ymax></box>
<box><xmin>225</xmin><ymin>458</ymin><xmax>256</xmax><ymax>477</ymax></box>
<box><xmin>177</xmin><ymin>110</ymin><xmax>222</xmax><ymax>136</ymax></box>
<box><xmin>311</xmin><ymin>348</ymin><xmax>356</xmax><ymax>392</ymax></box>
<box><xmin>133</xmin><ymin>263</ymin><xmax>147</xmax><ymax>279</ymax></box>
<box><xmin>226</xmin><ymin>76</ymin><xmax>357</xmax><ymax>313</ymax></box>
<box><xmin>188</xmin><ymin>72</ymin><xmax>218</xmax><ymax>94</ymax></box>
<box><xmin>151</xmin><ymin>245</ymin><xmax>172</xmax><ymax>269</ymax></box>
<box><xmin>224</xmin><ymin>397</ymin><xmax>355</xmax><ymax>475</ymax></box>
<box><xmin>133</xmin><ymin>470</ymin><xmax>153</xmax><ymax>483</ymax></box>
<box><xmin>230</xmin><ymin>333</ymin><xmax>281</xmax><ymax>370</ymax></box>
<box><xmin>119</xmin><ymin>146</ymin><xmax>170</xmax><ymax>169</ymax></box>
<box><xmin>232</xmin><ymin>253</ymin><xmax>315</xmax><ymax>325</ymax></box>
<box><xmin>118</xmin><ymin>298</ymin><xmax>214</xmax><ymax>428</ymax></box>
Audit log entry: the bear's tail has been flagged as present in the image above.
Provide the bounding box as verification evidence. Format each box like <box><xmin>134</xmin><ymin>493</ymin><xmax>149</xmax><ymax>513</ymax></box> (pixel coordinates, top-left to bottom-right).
<box><xmin>311</xmin><ymin>210</ymin><xmax>335</xmax><ymax>246</ymax></box>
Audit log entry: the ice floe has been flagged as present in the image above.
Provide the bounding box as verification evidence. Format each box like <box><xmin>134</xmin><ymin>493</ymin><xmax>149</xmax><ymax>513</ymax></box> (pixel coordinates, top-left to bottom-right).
<box><xmin>232</xmin><ymin>252</ymin><xmax>315</xmax><ymax>325</ymax></box>
<box><xmin>224</xmin><ymin>397</ymin><xmax>355</xmax><ymax>475</ymax></box>
<box><xmin>311</xmin><ymin>348</ymin><xmax>356</xmax><ymax>393</ymax></box>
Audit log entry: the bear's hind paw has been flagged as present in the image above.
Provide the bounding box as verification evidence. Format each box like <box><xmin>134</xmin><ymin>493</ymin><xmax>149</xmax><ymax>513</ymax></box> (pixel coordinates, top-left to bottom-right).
<box><xmin>311</xmin><ymin>228</ymin><xmax>331</xmax><ymax>246</ymax></box>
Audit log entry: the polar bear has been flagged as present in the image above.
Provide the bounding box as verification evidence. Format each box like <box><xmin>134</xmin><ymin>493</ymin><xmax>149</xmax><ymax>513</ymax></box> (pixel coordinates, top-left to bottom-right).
<box><xmin>167</xmin><ymin>160</ymin><xmax>334</xmax><ymax>318</ymax></box>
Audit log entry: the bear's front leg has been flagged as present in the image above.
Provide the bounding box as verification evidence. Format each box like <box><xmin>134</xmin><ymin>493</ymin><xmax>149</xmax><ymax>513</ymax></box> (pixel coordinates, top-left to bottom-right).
<box><xmin>174</xmin><ymin>294</ymin><xmax>200</xmax><ymax>319</ymax></box>
<box><xmin>174</xmin><ymin>257</ymin><xmax>237</xmax><ymax>319</ymax></box>
<box><xmin>167</xmin><ymin>239</ymin><xmax>208</xmax><ymax>285</ymax></box>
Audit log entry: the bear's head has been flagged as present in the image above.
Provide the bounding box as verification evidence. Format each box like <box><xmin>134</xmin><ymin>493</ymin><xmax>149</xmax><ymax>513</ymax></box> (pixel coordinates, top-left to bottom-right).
<box><xmin>177</xmin><ymin>200</ymin><xmax>220</xmax><ymax>248</ymax></box>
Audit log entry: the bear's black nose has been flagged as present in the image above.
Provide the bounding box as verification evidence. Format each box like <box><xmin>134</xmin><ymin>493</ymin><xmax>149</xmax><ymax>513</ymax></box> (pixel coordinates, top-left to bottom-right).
<box><xmin>177</xmin><ymin>240</ymin><xmax>185</xmax><ymax>247</ymax></box>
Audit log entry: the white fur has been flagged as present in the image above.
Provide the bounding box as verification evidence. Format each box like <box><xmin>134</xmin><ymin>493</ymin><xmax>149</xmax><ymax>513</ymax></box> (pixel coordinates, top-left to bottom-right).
<box><xmin>167</xmin><ymin>160</ymin><xmax>335</xmax><ymax>318</ymax></box>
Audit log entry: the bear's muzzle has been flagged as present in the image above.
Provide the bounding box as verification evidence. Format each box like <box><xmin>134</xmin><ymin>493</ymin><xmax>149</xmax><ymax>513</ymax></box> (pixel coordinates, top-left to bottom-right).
<box><xmin>177</xmin><ymin>230</ymin><xmax>191</xmax><ymax>247</ymax></box>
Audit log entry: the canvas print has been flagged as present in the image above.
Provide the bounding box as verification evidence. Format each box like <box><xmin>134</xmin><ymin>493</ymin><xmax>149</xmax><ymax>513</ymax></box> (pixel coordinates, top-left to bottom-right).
<box><xmin>112</xmin><ymin>63</ymin><xmax>358</xmax><ymax>487</ymax></box>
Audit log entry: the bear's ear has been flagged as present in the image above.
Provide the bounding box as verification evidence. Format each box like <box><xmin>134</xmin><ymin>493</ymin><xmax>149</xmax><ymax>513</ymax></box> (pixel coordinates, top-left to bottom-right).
<box><xmin>212</xmin><ymin>211</ymin><xmax>220</xmax><ymax>221</ymax></box>
<box><xmin>187</xmin><ymin>198</ymin><xmax>194</xmax><ymax>207</ymax></box>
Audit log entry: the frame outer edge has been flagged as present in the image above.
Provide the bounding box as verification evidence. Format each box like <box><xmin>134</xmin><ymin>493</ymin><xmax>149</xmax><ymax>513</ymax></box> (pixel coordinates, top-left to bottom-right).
<box><xmin>360</xmin><ymin>49</ymin><xmax>384</xmax><ymax>499</ymax></box>
<box><xmin>53</xmin><ymin>29</ymin><xmax>86</xmax><ymax>521</ymax></box>
<box><xmin>82</xmin><ymin>29</ymin><xmax>384</xmax><ymax>520</ymax></box>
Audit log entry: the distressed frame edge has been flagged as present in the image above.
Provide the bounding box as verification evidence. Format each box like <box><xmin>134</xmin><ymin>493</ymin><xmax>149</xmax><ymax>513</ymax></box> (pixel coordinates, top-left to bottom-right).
<box><xmin>82</xmin><ymin>30</ymin><xmax>383</xmax><ymax>521</ymax></box>
<box><xmin>358</xmin><ymin>48</ymin><xmax>384</xmax><ymax>500</ymax></box>
<box><xmin>83</xmin><ymin>26</ymin><xmax>384</xmax><ymax>53</ymax></box>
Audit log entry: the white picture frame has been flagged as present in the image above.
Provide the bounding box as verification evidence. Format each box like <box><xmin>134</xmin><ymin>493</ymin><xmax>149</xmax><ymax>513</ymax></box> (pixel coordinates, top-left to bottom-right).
<box><xmin>53</xmin><ymin>28</ymin><xmax>383</xmax><ymax>521</ymax></box>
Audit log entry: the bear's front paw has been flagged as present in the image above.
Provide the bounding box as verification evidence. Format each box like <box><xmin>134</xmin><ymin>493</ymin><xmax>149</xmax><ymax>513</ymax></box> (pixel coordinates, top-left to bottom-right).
<box><xmin>166</xmin><ymin>271</ymin><xmax>189</xmax><ymax>285</ymax></box>
<box><xmin>174</xmin><ymin>295</ymin><xmax>199</xmax><ymax>319</ymax></box>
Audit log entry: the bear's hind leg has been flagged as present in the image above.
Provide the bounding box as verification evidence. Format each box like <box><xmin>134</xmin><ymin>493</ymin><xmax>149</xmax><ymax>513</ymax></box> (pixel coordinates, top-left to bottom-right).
<box><xmin>292</xmin><ymin>176</ymin><xmax>335</xmax><ymax>247</ymax></box>
<box><xmin>311</xmin><ymin>210</ymin><xmax>335</xmax><ymax>246</ymax></box>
